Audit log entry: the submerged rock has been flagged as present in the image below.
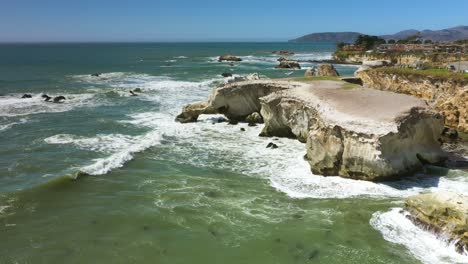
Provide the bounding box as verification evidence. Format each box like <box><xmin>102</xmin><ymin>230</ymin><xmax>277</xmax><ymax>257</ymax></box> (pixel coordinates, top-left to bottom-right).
<box><xmin>405</xmin><ymin>191</ymin><xmax>468</xmax><ymax>254</ymax></box>
<box><xmin>21</xmin><ymin>94</ymin><xmax>32</xmax><ymax>99</ymax></box>
<box><xmin>221</xmin><ymin>72</ymin><xmax>233</xmax><ymax>77</ymax></box>
<box><xmin>316</xmin><ymin>64</ymin><xmax>339</xmax><ymax>77</ymax></box>
<box><xmin>218</xmin><ymin>55</ymin><xmax>242</xmax><ymax>62</ymax></box>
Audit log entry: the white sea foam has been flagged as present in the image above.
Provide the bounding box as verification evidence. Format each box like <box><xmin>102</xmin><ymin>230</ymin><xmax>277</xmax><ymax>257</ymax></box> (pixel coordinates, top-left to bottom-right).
<box><xmin>69</xmin><ymin>72</ymin><xmax>468</xmax><ymax>199</ymax></box>
<box><xmin>0</xmin><ymin>118</ymin><xmax>28</xmax><ymax>131</ymax></box>
<box><xmin>44</xmin><ymin>131</ymin><xmax>162</xmax><ymax>175</ymax></box>
<box><xmin>0</xmin><ymin>93</ymin><xmax>97</xmax><ymax>117</ymax></box>
<box><xmin>370</xmin><ymin>208</ymin><xmax>468</xmax><ymax>264</ymax></box>
<box><xmin>80</xmin><ymin>130</ymin><xmax>162</xmax><ymax>175</ymax></box>
<box><xmin>123</xmin><ymin>111</ymin><xmax>468</xmax><ymax>199</ymax></box>
<box><xmin>44</xmin><ymin>134</ymin><xmax>135</xmax><ymax>153</ymax></box>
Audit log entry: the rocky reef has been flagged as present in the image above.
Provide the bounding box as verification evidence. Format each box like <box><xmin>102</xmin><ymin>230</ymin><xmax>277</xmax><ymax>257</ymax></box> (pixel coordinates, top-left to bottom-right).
<box><xmin>177</xmin><ymin>79</ymin><xmax>447</xmax><ymax>181</ymax></box>
<box><xmin>357</xmin><ymin>68</ymin><xmax>468</xmax><ymax>133</ymax></box>
<box><xmin>405</xmin><ymin>191</ymin><xmax>468</xmax><ymax>254</ymax></box>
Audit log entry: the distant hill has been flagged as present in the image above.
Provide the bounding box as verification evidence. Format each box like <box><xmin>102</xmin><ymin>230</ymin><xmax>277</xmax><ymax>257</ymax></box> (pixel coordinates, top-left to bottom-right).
<box><xmin>382</xmin><ymin>26</ymin><xmax>468</xmax><ymax>42</ymax></box>
<box><xmin>289</xmin><ymin>32</ymin><xmax>362</xmax><ymax>43</ymax></box>
<box><xmin>290</xmin><ymin>26</ymin><xmax>468</xmax><ymax>43</ymax></box>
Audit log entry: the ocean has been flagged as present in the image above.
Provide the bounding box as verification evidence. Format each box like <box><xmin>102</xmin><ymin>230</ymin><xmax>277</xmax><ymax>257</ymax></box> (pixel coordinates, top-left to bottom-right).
<box><xmin>0</xmin><ymin>42</ymin><xmax>467</xmax><ymax>264</ymax></box>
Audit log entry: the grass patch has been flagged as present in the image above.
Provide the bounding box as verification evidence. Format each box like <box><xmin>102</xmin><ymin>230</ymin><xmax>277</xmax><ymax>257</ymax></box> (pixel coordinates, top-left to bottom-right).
<box><xmin>341</xmin><ymin>82</ymin><xmax>360</xmax><ymax>90</ymax></box>
<box><xmin>373</xmin><ymin>67</ymin><xmax>468</xmax><ymax>81</ymax></box>
<box><xmin>293</xmin><ymin>76</ymin><xmax>341</xmax><ymax>82</ymax></box>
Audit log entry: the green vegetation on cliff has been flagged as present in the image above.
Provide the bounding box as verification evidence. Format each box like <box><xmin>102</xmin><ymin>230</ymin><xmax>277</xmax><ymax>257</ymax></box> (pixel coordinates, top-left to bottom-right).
<box><xmin>373</xmin><ymin>67</ymin><xmax>468</xmax><ymax>81</ymax></box>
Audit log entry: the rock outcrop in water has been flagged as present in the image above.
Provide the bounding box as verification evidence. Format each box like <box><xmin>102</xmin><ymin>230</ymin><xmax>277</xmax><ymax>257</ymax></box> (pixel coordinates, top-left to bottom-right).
<box><xmin>317</xmin><ymin>64</ymin><xmax>339</xmax><ymax>77</ymax></box>
<box><xmin>218</xmin><ymin>55</ymin><xmax>242</xmax><ymax>62</ymax></box>
<box><xmin>259</xmin><ymin>80</ymin><xmax>445</xmax><ymax>180</ymax></box>
<box><xmin>405</xmin><ymin>191</ymin><xmax>468</xmax><ymax>254</ymax></box>
<box><xmin>175</xmin><ymin>80</ymin><xmax>304</xmax><ymax>123</ymax></box>
<box><xmin>177</xmin><ymin>79</ymin><xmax>446</xmax><ymax>181</ymax></box>
<box><xmin>276</xmin><ymin>61</ymin><xmax>301</xmax><ymax>69</ymax></box>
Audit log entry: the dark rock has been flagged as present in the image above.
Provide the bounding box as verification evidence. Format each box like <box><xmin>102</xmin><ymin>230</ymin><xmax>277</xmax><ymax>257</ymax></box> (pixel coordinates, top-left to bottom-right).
<box><xmin>276</xmin><ymin>61</ymin><xmax>301</xmax><ymax>69</ymax></box>
<box><xmin>221</xmin><ymin>72</ymin><xmax>233</xmax><ymax>77</ymax></box>
<box><xmin>245</xmin><ymin>112</ymin><xmax>263</xmax><ymax>124</ymax></box>
<box><xmin>273</xmin><ymin>50</ymin><xmax>295</xmax><ymax>56</ymax></box>
<box><xmin>204</xmin><ymin>191</ymin><xmax>220</xmax><ymax>198</ymax></box>
<box><xmin>248</xmin><ymin>123</ymin><xmax>257</xmax><ymax>127</ymax></box>
<box><xmin>308</xmin><ymin>249</ymin><xmax>319</xmax><ymax>260</ymax></box>
<box><xmin>228</xmin><ymin>120</ymin><xmax>238</xmax><ymax>125</ymax></box>
<box><xmin>129</xmin><ymin>91</ymin><xmax>138</xmax><ymax>96</ymax></box>
<box><xmin>292</xmin><ymin>213</ymin><xmax>303</xmax><ymax>219</ymax></box>
<box><xmin>441</xmin><ymin>127</ymin><xmax>459</xmax><ymax>142</ymax></box>
<box><xmin>21</xmin><ymin>94</ymin><xmax>32</xmax><ymax>98</ymax></box>
<box><xmin>42</xmin><ymin>94</ymin><xmax>52</xmax><ymax>102</ymax></box>
<box><xmin>53</xmin><ymin>96</ymin><xmax>66</xmax><ymax>103</ymax></box>
<box><xmin>218</xmin><ymin>55</ymin><xmax>242</xmax><ymax>62</ymax></box>
<box><xmin>216</xmin><ymin>117</ymin><xmax>228</xmax><ymax>123</ymax></box>
<box><xmin>133</xmin><ymin>88</ymin><xmax>143</xmax><ymax>93</ymax></box>
<box><xmin>240</xmin><ymin>128</ymin><xmax>246</xmax><ymax>131</ymax></box>
<box><xmin>91</xmin><ymin>73</ymin><xmax>101</xmax><ymax>77</ymax></box>
<box><xmin>266</xmin><ymin>142</ymin><xmax>278</xmax><ymax>149</ymax></box>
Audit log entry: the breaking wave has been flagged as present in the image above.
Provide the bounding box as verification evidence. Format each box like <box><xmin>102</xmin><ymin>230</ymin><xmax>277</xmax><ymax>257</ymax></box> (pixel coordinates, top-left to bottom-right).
<box><xmin>370</xmin><ymin>208</ymin><xmax>468</xmax><ymax>264</ymax></box>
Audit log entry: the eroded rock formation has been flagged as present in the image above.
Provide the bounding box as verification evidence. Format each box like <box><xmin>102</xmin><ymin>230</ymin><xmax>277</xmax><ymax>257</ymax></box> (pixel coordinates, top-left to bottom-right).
<box><xmin>259</xmin><ymin>81</ymin><xmax>445</xmax><ymax>180</ymax></box>
<box><xmin>405</xmin><ymin>191</ymin><xmax>468</xmax><ymax>254</ymax></box>
<box><xmin>177</xmin><ymin>79</ymin><xmax>447</xmax><ymax>181</ymax></box>
<box><xmin>175</xmin><ymin>80</ymin><xmax>305</xmax><ymax>123</ymax></box>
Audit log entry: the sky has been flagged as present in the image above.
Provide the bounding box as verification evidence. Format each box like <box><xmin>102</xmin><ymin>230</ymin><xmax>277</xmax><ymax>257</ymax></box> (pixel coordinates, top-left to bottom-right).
<box><xmin>0</xmin><ymin>0</ymin><xmax>467</xmax><ymax>42</ymax></box>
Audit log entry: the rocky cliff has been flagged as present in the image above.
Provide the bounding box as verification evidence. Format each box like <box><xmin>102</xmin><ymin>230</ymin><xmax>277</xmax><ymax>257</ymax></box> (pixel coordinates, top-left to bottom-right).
<box><xmin>177</xmin><ymin>79</ymin><xmax>446</xmax><ymax>181</ymax></box>
<box><xmin>405</xmin><ymin>191</ymin><xmax>468</xmax><ymax>254</ymax></box>
<box><xmin>357</xmin><ymin>69</ymin><xmax>468</xmax><ymax>133</ymax></box>
<box><xmin>333</xmin><ymin>52</ymin><xmax>468</xmax><ymax>66</ymax></box>
<box><xmin>259</xmin><ymin>81</ymin><xmax>445</xmax><ymax>181</ymax></box>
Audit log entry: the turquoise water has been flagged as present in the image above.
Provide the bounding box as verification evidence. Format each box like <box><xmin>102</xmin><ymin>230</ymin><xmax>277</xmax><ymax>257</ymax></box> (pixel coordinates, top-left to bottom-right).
<box><xmin>0</xmin><ymin>43</ymin><xmax>467</xmax><ymax>264</ymax></box>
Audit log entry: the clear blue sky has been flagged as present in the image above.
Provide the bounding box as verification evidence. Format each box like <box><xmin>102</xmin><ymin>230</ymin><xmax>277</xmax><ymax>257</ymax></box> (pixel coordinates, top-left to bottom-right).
<box><xmin>1</xmin><ymin>0</ymin><xmax>467</xmax><ymax>42</ymax></box>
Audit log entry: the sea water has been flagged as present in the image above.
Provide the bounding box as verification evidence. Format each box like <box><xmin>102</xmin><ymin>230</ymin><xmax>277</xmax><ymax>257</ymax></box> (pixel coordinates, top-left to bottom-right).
<box><xmin>0</xmin><ymin>43</ymin><xmax>467</xmax><ymax>264</ymax></box>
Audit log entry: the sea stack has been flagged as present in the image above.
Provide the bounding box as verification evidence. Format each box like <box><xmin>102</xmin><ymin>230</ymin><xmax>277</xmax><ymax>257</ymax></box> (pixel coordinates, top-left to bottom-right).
<box><xmin>177</xmin><ymin>79</ymin><xmax>447</xmax><ymax>181</ymax></box>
